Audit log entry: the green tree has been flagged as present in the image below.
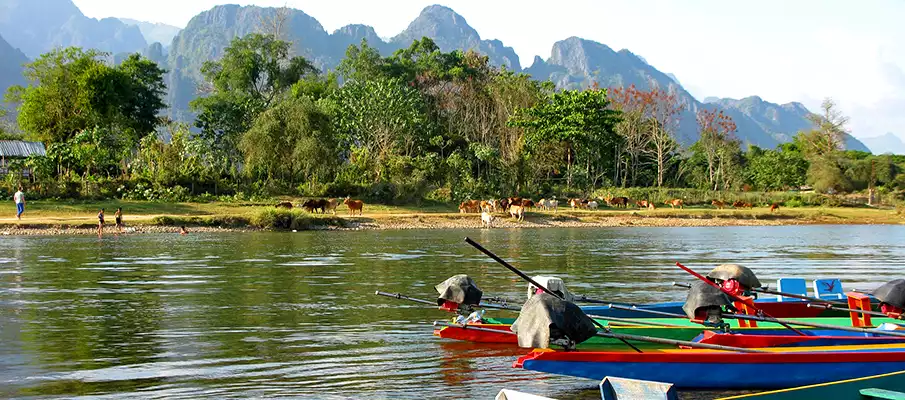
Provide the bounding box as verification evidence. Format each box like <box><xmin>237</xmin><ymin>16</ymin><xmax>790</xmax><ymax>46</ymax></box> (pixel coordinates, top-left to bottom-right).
<box><xmin>330</xmin><ymin>77</ymin><xmax>429</xmax><ymax>181</ymax></box>
<box><xmin>746</xmin><ymin>143</ymin><xmax>808</xmax><ymax>191</ymax></box>
<box><xmin>115</xmin><ymin>54</ymin><xmax>167</xmax><ymax>136</ymax></box>
<box><xmin>241</xmin><ymin>96</ymin><xmax>338</xmax><ymax>189</ymax></box>
<box><xmin>794</xmin><ymin>98</ymin><xmax>852</xmax><ymax>193</ymax></box>
<box><xmin>509</xmin><ymin>89</ymin><xmax>620</xmax><ymax>188</ymax></box>
<box><xmin>132</xmin><ymin>123</ymin><xmax>211</xmax><ymax>192</ymax></box>
<box><xmin>191</xmin><ymin>33</ymin><xmax>316</xmax><ymax>166</ymax></box>
<box><xmin>7</xmin><ymin>47</ymin><xmax>165</xmax><ymax>144</ymax></box>
<box><xmin>337</xmin><ymin>39</ymin><xmax>387</xmax><ymax>82</ymax></box>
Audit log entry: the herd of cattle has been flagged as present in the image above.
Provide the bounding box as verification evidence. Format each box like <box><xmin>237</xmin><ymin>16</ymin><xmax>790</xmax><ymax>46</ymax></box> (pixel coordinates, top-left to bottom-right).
<box><xmin>462</xmin><ymin>196</ymin><xmax>782</xmax><ymax>227</ymax></box>
<box><xmin>275</xmin><ymin>197</ymin><xmax>364</xmax><ymax>216</ymax></box>
<box><xmin>273</xmin><ymin>195</ymin><xmax>780</xmax><ymax>224</ymax></box>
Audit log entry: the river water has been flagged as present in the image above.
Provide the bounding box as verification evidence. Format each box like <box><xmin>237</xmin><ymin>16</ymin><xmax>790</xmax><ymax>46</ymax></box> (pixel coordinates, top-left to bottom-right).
<box><xmin>1</xmin><ymin>225</ymin><xmax>903</xmax><ymax>399</ymax></box>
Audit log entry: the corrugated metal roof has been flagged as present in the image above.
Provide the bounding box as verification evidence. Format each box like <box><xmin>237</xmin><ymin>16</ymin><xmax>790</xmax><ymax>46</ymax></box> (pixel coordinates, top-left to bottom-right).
<box><xmin>0</xmin><ymin>141</ymin><xmax>47</xmax><ymax>158</ymax></box>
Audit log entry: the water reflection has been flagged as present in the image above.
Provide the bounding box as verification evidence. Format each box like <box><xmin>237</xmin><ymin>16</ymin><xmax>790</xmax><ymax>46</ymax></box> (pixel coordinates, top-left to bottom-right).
<box><xmin>0</xmin><ymin>225</ymin><xmax>903</xmax><ymax>398</ymax></box>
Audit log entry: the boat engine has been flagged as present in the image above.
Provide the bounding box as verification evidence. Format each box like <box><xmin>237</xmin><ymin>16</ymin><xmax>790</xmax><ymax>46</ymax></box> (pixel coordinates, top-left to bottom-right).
<box><xmin>682</xmin><ymin>281</ymin><xmax>733</xmax><ymax>331</ymax></box>
<box><xmin>706</xmin><ymin>264</ymin><xmax>761</xmax><ymax>298</ymax></box>
<box><xmin>527</xmin><ymin>276</ymin><xmax>575</xmax><ymax>302</ymax></box>
<box><xmin>873</xmin><ymin>279</ymin><xmax>905</xmax><ymax>317</ymax></box>
<box><xmin>510</xmin><ymin>292</ymin><xmax>597</xmax><ymax>350</ymax></box>
<box><xmin>435</xmin><ymin>274</ymin><xmax>483</xmax><ymax>315</ymax></box>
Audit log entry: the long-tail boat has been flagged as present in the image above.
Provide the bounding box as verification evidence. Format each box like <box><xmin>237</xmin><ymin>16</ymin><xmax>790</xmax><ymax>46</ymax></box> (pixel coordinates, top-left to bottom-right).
<box><xmin>433</xmin><ymin>316</ymin><xmax>904</xmax><ymax>346</ymax></box>
<box><xmin>514</xmin><ymin>343</ymin><xmax>905</xmax><ymax>389</ymax></box>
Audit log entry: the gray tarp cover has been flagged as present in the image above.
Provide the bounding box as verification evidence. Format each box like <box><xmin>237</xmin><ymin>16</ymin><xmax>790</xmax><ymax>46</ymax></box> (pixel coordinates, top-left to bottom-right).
<box><xmin>682</xmin><ymin>281</ymin><xmax>732</xmax><ymax>319</ymax></box>
<box><xmin>706</xmin><ymin>264</ymin><xmax>761</xmax><ymax>289</ymax></box>
<box><xmin>435</xmin><ymin>275</ymin><xmax>483</xmax><ymax>306</ymax></box>
<box><xmin>510</xmin><ymin>293</ymin><xmax>597</xmax><ymax>349</ymax></box>
<box><xmin>874</xmin><ymin>279</ymin><xmax>905</xmax><ymax>309</ymax></box>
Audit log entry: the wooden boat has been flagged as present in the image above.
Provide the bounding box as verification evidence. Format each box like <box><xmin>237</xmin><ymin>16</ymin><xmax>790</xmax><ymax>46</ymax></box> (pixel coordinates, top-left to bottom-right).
<box><xmin>514</xmin><ymin>343</ymin><xmax>905</xmax><ymax>390</ymax></box>
<box><xmin>696</xmin><ymin>330</ymin><xmax>905</xmax><ymax>348</ymax></box>
<box><xmin>581</xmin><ymin>299</ymin><xmax>845</xmax><ymax>319</ymax></box>
<box><xmin>433</xmin><ymin>316</ymin><xmax>903</xmax><ymax>346</ymax></box>
<box><xmin>717</xmin><ymin>369</ymin><xmax>905</xmax><ymax>399</ymax></box>
<box><xmin>581</xmin><ymin>277</ymin><xmax>860</xmax><ymax>319</ymax></box>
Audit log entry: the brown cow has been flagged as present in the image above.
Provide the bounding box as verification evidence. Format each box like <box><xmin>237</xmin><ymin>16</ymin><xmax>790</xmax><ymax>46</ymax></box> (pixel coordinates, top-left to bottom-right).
<box><xmin>732</xmin><ymin>201</ymin><xmax>745</xmax><ymax>208</ymax></box>
<box><xmin>770</xmin><ymin>203</ymin><xmax>780</xmax><ymax>212</ymax></box>
<box><xmin>635</xmin><ymin>200</ymin><xmax>650</xmax><ymax>209</ymax></box>
<box><xmin>301</xmin><ymin>199</ymin><xmax>327</xmax><ymax>213</ymax></box>
<box><xmin>275</xmin><ymin>201</ymin><xmax>294</xmax><ymax>209</ymax></box>
<box><xmin>607</xmin><ymin>196</ymin><xmax>629</xmax><ymax>208</ymax></box>
<box><xmin>711</xmin><ymin>200</ymin><xmax>725</xmax><ymax>210</ymax></box>
<box><xmin>459</xmin><ymin>200</ymin><xmax>481</xmax><ymax>214</ymax></box>
<box><xmin>498</xmin><ymin>198</ymin><xmax>510</xmax><ymax>212</ymax></box>
<box><xmin>742</xmin><ymin>202</ymin><xmax>754</xmax><ymax>209</ymax></box>
<box><xmin>664</xmin><ymin>199</ymin><xmax>684</xmax><ymax>209</ymax></box>
<box><xmin>343</xmin><ymin>197</ymin><xmax>364</xmax><ymax>216</ymax></box>
<box><xmin>521</xmin><ymin>199</ymin><xmax>535</xmax><ymax>209</ymax></box>
<box><xmin>508</xmin><ymin>197</ymin><xmax>523</xmax><ymax>209</ymax></box>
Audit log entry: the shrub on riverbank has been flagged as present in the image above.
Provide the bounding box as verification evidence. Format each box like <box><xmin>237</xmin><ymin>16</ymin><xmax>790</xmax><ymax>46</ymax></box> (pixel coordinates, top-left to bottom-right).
<box><xmin>250</xmin><ymin>208</ymin><xmax>347</xmax><ymax>230</ymax></box>
<box><xmin>150</xmin><ymin>215</ymin><xmax>250</xmax><ymax>228</ymax></box>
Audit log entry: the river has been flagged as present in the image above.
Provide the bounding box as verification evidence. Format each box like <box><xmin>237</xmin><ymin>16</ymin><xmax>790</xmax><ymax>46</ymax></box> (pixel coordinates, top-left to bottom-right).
<box><xmin>1</xmin><ymin>225</ymin><xmax>903</xmax><ymax>399</ymax></box>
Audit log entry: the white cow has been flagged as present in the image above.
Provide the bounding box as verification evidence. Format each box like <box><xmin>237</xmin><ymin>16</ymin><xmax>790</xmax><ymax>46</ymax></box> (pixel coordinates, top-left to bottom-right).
<box><xmin>481</xmin><ymin>212</ymin><xmax>495</xmax><ymax>228</ymax></box>
<box><xmin>509</xmin><ymin>205</ymin><xmax>525</xmax><ymax>222</ymax></box>
<box><xmin>587</xmin><ymin>200</ymin><xmax>599</xmax><ymax>210</ymax></box>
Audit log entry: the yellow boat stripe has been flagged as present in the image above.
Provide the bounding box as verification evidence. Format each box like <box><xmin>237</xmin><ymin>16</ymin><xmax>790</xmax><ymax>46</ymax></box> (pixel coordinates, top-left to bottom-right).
<box><xmin>716</xmin><ymin>370</ymin><xmax>905</xmax><ymax>399</ymax></box>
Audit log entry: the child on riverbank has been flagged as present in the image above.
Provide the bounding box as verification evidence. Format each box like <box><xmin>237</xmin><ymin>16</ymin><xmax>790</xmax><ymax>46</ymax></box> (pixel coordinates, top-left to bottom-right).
<box><xmin>114</xmin><ymin>208</ymin><xmax>123</xmax><ymax>233</ymax></box>
<box><xmin>97</xmin><ymin>209</ymin><xmax>105</xmax><ymax>237</ymax></box>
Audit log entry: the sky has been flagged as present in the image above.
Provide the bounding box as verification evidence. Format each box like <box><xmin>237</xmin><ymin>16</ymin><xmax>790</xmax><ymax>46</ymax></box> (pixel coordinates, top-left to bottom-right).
<box><xmin>72</xmin><ymin>0</ymin><xmax>905</xmax><ymax>140</ymax></box>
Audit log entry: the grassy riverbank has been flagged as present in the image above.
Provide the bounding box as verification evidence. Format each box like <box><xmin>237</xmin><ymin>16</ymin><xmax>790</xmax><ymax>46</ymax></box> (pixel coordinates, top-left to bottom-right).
<box><xmin>0</xmin><ymin>199</ymin><xmax>902</xmax><ymax>235</ymax></box>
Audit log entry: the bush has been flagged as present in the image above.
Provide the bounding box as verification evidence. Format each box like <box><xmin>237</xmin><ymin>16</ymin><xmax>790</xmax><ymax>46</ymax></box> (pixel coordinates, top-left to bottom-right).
<box><xmin>249</xmin><ymin>208</ymin><xmax>347</xmax><ymax>230</ymax></box>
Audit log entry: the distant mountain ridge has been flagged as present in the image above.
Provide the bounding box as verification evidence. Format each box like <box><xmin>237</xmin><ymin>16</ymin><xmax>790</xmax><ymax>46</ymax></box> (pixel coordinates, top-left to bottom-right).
<box><xmin>522</xmin><ymin>36</ymin><xmax>868</xmax><ymax>151</ymax></box>
<box><xmin>0</xmin><ymin>32</ymin><xmax>27</xmax><ymax>97</ymax></box>
<box><xmin>118</xmin><ymin>18</ymin><xmax>181</xmax><ymax>48</ymax></box>
<box><xmin>0</xmin><ymin>1</ymin><xmax>874</xmax><ymax>152</ymax></box>
<box><xmin>861</xmin><ymin>133</ymin><xmax>905</xmax><ymax>155</ymax></box>
<box><xmin>0</xmin><ymin>0</ymin><xmax>146</xmax><ymax>58</ymax></box>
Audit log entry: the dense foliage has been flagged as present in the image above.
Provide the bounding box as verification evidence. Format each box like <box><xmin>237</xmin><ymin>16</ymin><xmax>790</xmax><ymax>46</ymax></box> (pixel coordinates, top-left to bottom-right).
<box><xmin>3</xmin><ymin>34</ymin><xmax>905</xmax><ymax>205</ymax></box>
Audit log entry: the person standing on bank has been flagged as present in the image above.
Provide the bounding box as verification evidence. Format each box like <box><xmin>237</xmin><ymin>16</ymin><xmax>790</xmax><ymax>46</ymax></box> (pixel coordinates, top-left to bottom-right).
<box><xmin>13</xmin><ymin>186</ymin><xmax>25</xmax><ymax>220</ymax></box>
<box><xmin>97</xmin><ymin>208</ymin><xmax>105</xmax><ymax>237</ymax></box>
<box><xmin>114</xmin><ymin>208</ymin><xmax>123</xmax><ymax>233</ymax></box>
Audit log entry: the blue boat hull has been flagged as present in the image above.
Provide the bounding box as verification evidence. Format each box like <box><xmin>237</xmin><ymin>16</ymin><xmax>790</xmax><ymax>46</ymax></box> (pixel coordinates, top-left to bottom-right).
<box><xmin>520</xmin><ymin>359</ymin><xmax>905</xmax><ymax>389</ymax></box>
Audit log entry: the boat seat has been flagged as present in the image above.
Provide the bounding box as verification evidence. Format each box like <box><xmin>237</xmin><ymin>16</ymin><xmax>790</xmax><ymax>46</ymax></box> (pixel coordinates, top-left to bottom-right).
<box><xmin>860</xmin><ymin>388</ymin><xmax>905</xmax><ymax>400</ymax></box>
<box><xmin>814</xmin><ymin>278</ymin><xmax>845</xmax><ymax>300</ymax></box>
<box><xmin>776</xmin><ymin>278</ymin><xmax>807</xmax><ymax>302</ymax></box>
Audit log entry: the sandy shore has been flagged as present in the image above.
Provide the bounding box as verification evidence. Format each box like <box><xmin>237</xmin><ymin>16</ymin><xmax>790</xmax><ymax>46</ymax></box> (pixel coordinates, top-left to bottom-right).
<box><xmin>3</xmin><ymin>209</ymin><xmax>900</xmax><ymax>236</ymax></box>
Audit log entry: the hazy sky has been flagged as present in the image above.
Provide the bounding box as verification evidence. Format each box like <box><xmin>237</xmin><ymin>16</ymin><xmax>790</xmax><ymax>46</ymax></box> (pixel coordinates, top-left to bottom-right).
<box><xmin>73</xmin><ymin>0</ymin><xmax>905</xmax><ymax>140</ymax></box>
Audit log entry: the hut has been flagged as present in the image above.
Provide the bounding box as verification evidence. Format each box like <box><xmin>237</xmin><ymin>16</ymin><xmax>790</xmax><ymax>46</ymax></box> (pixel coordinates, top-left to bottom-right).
<box><xmin>0</xmin><ymin>140</ymin><xmax>46</xmax><ymax>177</ymax></box>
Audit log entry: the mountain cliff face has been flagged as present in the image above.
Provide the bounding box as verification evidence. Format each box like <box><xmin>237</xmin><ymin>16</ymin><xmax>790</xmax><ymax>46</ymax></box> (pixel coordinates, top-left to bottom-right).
<box><xmin>391</xmin><ymin>5</ymin><xmax>520</xmax><ymax>70</ymax></box>
<box><xmin>0</xmin><ymin>33</ymin><xmax>27</xmax><ymax>96</ymax></box>
<box><xmin>118</xmin><ymin>18</ymin><xmax>182</xmax><ymax>47</ymax></box>
<box><xmin>0</xmin><ymin>0</ymin><xmax>146</xmax><ymax>58</ymax></box>
<box><xmin>0</xmin><ymin>1</ymin><xmax>877</xmax><ymax>151</ymax></box>
<box><xmin>165</xmin><ymin>5</ymin><xmax>336</xmax><ymax>120</ymax></box>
